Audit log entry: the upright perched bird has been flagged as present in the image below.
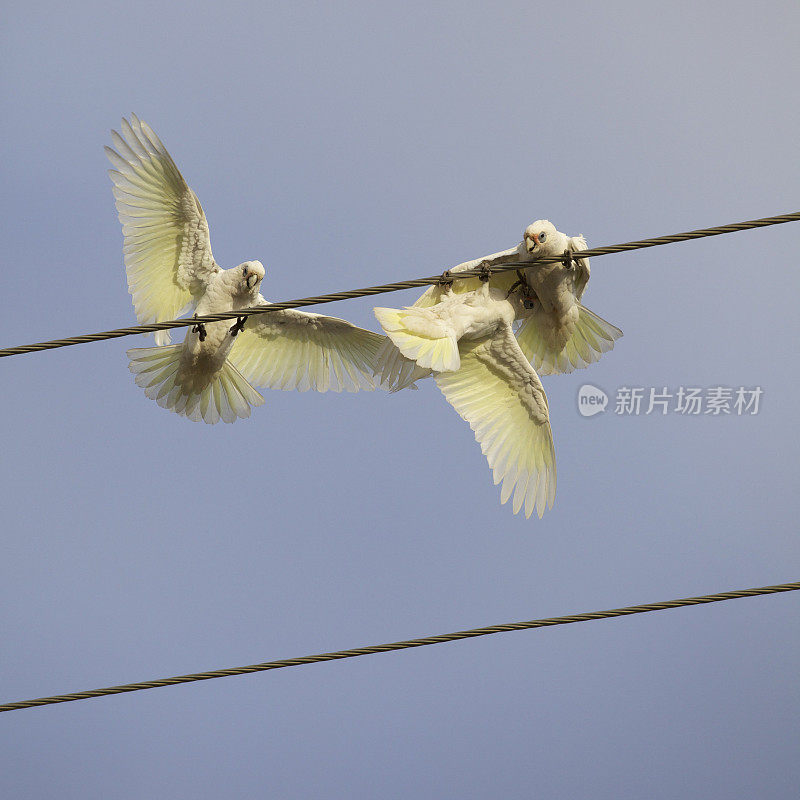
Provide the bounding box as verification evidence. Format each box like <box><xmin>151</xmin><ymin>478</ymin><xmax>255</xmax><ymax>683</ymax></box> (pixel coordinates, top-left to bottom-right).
<box><xmin>374</xmin><ymin>281</ymin><xmax>556</xmax><ymax>519</ymax></box>
<box><xmin>106</xmin><ymin>115</ymin><xmax>384</xmax><ymax>423</ymax></box>
<box><xmin>376</xmin><ymin>220</ymin><xmax>621</xmax><ymax>390</ymax></box>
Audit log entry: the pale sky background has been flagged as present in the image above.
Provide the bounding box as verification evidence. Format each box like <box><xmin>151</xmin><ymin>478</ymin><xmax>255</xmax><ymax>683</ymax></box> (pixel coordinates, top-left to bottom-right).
<box><xmin>1</xmin><ymin>2</ymin><xmax>799</xmax><ymax>798</ymax></box>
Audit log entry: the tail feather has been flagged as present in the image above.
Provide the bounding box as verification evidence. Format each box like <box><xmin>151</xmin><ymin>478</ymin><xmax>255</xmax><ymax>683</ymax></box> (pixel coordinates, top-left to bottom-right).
<box><xmin>374</xmin><ymin>307</ymin><xmax>460</xmax><ymax>373</ymax></box>
<box><xmin>516</xmin><ymin>303</ymin><xmax>622</xmax><ymax>375</ymax></box>
<box><xmin>127</xmin><ymin>345</ymin><xmax>264</xmax><ymax>424</ymax></box>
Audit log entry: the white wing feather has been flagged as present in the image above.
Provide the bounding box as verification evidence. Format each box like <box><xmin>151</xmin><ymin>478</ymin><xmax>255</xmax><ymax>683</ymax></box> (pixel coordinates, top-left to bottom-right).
<box><xmin>435</xmin><ymin>327</ymin><xmax>556</xmax><ymax>519</ymax></box>
<box><xmin>374</xmin><ymin>247</ymin><xmax>522</xmax><ymax>390</ymax></box>
<box><xmin>567</xmin><ymin>235</ymin><xmax>590</xmax><ymax>300</ymax></box>
<box><xmin>516</xmin><ymin>303</ymin><xmax>622</xmax><ymax>375</ymax></box>
<box><xmin>374</xmin><ymin>337</ymin><xmax>428</xmax><ymax>391</ymax></box>
<box><xmin>373</xmin><ymin>305</ymin><xmax>460</xmax><ymax>372</ymax></box>
<box><xmin>106</xmin><ymin>114</ymin><xmax>220</xmax><ymax>343</ymax></box>
<box><xmin>229</xmin><ymin>302</ymin><xmax>385</xmax><ymax>392</ymax></box>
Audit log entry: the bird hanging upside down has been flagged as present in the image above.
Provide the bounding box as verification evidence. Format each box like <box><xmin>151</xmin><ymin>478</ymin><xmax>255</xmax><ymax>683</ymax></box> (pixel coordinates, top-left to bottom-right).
<box><xmin>375</xmin><ymin>278</ymin><xmax>556</xmax><ymax>519</ymax></box>
<box><xmin>375</xmin><ymin>220</ymin><xmax>622</xmax><ymax>391</ymax></box>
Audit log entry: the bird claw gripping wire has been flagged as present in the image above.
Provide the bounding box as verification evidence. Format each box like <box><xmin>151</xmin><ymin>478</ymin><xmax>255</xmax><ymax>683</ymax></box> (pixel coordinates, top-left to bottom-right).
<box><xmin>3</xmin><ymin>212</ymin><xmax>799</xmax><ymax>362</ymax></box>
<box><xmin>506</xmin><ymin>269</ymin><xmax>538</xmax><ymax>309</ymax></box>
<box><xmin>506</xmin><ymin>269</ymin><xmax>528</xmax><ymax>298</ymax></box>
<box><xmin>438</xmin><ymin>270</ymin><xmax>454</xmax><ymax>290</ymax></box>
<box><xmin>191</xmin><ymin>315</ymin><xmax>207</xmax><ymax>342</ymax></box>
<box><xmin>229</xmin><ymin>316</ymin><xmax>247</xmax><ymax>337</ymax></box>
<box><xmin>561</xmin><ymin>249</ymin><xmax>574</xmax><ymax>271</ymax></box>
<box><xmin>478</xmin><ymin>263</ymin><xmax>492</xmax><ymax>282</ymax></box>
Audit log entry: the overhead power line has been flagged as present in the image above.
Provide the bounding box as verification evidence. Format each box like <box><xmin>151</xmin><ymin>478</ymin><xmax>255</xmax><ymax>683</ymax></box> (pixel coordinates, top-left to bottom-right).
<box><xmin>0</xmin><ymin>211</ymin><xmax>798</xmax><ymax>361</ymax></box>
<box><xmin>1</xmin><ymin>580</ymin><xmax>796</xmax><ymax>714</ymax></box>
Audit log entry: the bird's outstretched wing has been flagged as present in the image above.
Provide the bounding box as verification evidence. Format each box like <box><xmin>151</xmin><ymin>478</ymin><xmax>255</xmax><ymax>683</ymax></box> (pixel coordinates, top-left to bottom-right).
<box><xmin>106</xmin><ymin>114</ymin><xmax>220</xmax><ymax>343</ymax></box>
<box><xmin>435</xmin><ymin>326</ymin><xmax>556</xmax><ymax>519</ymax></box>
<box><xmin>516</xmin><ymin>303</ymin><xmax>622</xmax><ymax>375</ymax></box>
<box><xmin>374</xmin><ymin>336</ymin><xmax>426</xmax><ymax>391</ymax></box>
<box><xmin>229</xmin><ymin>302</ymin><xmax>385</xmax><ymax>392</ymax></box>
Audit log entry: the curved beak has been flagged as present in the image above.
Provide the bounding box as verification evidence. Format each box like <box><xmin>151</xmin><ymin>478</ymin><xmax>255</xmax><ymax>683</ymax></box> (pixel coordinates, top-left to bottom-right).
<box><xmin>246</xmin><ymin>274</ymin><xmax>259</xmax><ymax>290</ymax></box>
<box><xmin>525</xmin><ymin>233</ymin><xmax>539</xmax><ymax>253</ymax></box>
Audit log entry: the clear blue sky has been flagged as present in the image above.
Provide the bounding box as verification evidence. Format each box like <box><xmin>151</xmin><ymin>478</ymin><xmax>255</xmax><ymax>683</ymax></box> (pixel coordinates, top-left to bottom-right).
<box><xmin>1</xmin><ymin>1</ymin><xmax>798</xmax><ymax>797</ymax></box>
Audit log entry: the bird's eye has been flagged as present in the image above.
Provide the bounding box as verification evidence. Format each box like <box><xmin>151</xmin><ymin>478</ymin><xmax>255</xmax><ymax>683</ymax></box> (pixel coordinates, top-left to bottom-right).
<box><xmin>539</xmin><ymin>232</ymin><xmax>547</xmax><ymax>243</ymax></box>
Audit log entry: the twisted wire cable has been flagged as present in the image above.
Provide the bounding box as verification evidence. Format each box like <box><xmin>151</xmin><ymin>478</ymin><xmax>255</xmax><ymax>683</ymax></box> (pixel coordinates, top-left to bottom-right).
<box><xmin>1</xmin><ymin>580</ymin><xmax>796</xmax><ymax>713</ymax></box>
<box><xmin>0</xmin><ymin>211</ymin><xmax>798</xmax><ymax>360</ymax></box>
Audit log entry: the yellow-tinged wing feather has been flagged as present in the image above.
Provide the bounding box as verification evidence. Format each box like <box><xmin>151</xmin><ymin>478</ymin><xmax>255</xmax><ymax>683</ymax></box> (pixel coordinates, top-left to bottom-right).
<box><xmin>435</xmin><ymin>327</ymin><xmax>556</xmax><ymax>519</ymax></box>
<box><xmin>516</xmin><ymin>303</ymin><xmax>623</xmax><ymax>375</ymax></box>
<box><xmin>106</xmin><ymin>115</ymin><xmax>220</xmax><ymax>341</ymax></box>
<box><xmin>374</xmin><ymin>336</ymin><xmax>427</xmax><ymax>391</ymax></box>
<box><xmin>229</xmin><ymin>304</ymin><xmax>385</xmax><ymax>393</ymax></box>
<box><xmin>373</xmin><ymin>306</ymin><xmax>460</xmax><ymax>372</ymax></box>
<box><xmin>378</xmin><ymin>245</ymin><xmax>524</xmax><ymax>385</ymax></box>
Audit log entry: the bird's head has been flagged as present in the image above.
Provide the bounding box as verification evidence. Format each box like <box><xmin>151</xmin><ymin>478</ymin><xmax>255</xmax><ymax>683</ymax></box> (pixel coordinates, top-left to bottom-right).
<box><xmin>236</xmin><ymin>260</ymin><xmax>265</xmax><ymax>293</ymax></box>
<box><xmin>523</xmin><ymin>220</ymin><xmax>564</xmax><ymax>255</ymax></box>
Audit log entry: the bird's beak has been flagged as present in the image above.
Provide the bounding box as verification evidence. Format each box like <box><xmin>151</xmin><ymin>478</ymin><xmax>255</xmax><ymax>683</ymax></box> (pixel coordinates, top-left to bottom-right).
<box><xmin>247</xmin><ymin>274</ymin><xmax>258</xmax><ymax>289</ymax></box>
<box><xmin>525</xmin><ymin>234</ymin><xmax>538</xmax><ymax>253</ymax></box>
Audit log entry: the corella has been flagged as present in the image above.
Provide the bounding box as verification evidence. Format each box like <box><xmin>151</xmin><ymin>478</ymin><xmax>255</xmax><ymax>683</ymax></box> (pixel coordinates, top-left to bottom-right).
<box><xmin>107</xmin><ymin>115</ymin><xmax>383</xmax><ymax>424</ymax></box>
<box><xmin>376</xmin><ymin>220</ymin><xmax>622</xmax><ymax>391</ymax></box>
<box><xmin>375</xmin><ymin>279</ymin><xmax>556</xmax><ymax>519</ymax></box>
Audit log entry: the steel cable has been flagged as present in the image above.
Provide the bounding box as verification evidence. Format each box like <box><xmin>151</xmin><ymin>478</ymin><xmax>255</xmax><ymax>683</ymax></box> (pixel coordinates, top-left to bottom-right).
<box><xmin>1</xmin><ymin>580</ymin><xmax>796</xmax><ymax>713</ymax></box>
<box><xmin>0</xmin><ymin>211</ymin><xmax>798</xmax><ymax>360</ymax></box>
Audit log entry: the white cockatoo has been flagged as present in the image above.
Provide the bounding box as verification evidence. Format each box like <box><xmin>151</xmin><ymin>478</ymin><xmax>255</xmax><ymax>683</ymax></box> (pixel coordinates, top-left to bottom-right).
<box><xmin>106</xmin><ymin>115</ymin><xmax>384</xmax><ymax>424</ymax></box>
<box><xmin>376</xmin><ymin>220</ymin><xmax>622</xmax><ymax>390</ymax></box>
<box><xmin>374</xmin><ymin>280</ymin><xmax>556</xmax><ymax>519</ymax></box>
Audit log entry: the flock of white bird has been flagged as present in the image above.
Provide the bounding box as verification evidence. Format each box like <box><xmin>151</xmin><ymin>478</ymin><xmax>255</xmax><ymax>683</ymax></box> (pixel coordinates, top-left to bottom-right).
<box><xmin>107</xmin><ymin>115</ymin><xmax>622</xmax><ymax>518</ymax></box>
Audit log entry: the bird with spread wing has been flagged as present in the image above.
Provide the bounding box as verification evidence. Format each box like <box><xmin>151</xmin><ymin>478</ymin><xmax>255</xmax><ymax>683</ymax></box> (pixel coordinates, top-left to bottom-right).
<box><xmin>376</xmin><ymin>220</ymin><xmax>622</xmax><ymax>391</ymax></box>
<box><xmin>375</xmin><ymin>278</ymin><xmax>556</xmax><ymax>519</ymax></box>
<box><xmin>106</xmin><ymin>115</ymin><xmax>384</xmax><ymax>424</ymax></box>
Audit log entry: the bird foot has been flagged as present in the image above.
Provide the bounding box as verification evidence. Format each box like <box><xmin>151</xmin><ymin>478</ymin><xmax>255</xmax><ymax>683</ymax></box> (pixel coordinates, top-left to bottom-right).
<box><xmin>437</xmin><ymin>270</ymin><xmax>454</xmax><ymax>293</ymax></box>
<box><xmin>478</xmin><ymin>262</ymin><xmax>492</xmax><ymax>282</ymax></box>
<box><xmin>506</xmin><ymin>269</ymin><xmax>527</xmax><ymax>298</ymax></box>
<box><xmin>561</xmin><ymin>249</ymin><xmax>574</xmax><ymax>270</ymax></box>
<box><xmin>506</xmin><ymin>270</ymin><xmax>538</xmax><ymax>309</ymax></box>
<box><xmin>229</xmin><ymin>316</ymin><xmax>247</xmax><ymax>337</ymax></box>
<box><xmin>191</xmin><ymin>315</ymin><xmax>207</xmax><ymax>342</ymax></box>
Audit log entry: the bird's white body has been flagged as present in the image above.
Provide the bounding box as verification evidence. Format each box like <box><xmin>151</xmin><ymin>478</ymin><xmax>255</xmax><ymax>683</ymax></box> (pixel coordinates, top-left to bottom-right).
<box><xmin>377</xmin><ymin>284</ymin><xmax>523</xmax><ymax>369</ymax></box>
<box><xmin>108</xmin><ymin>115</ymin><xmax>384</xmax><ymax>423</ymax></box>
<box><xmin>161</xmin><ymin>262</ymin><xmax>265</xmax><ymax>402</ymax></box>
<box><xmin>375</xmin><ymin>283</ymin><xmax>556</xmax><ymax>519</ymax></box>
<box><xmin>376</xmin><ymin>221</ymin><xmax>622</xmax><ymax>390</ymax></box>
